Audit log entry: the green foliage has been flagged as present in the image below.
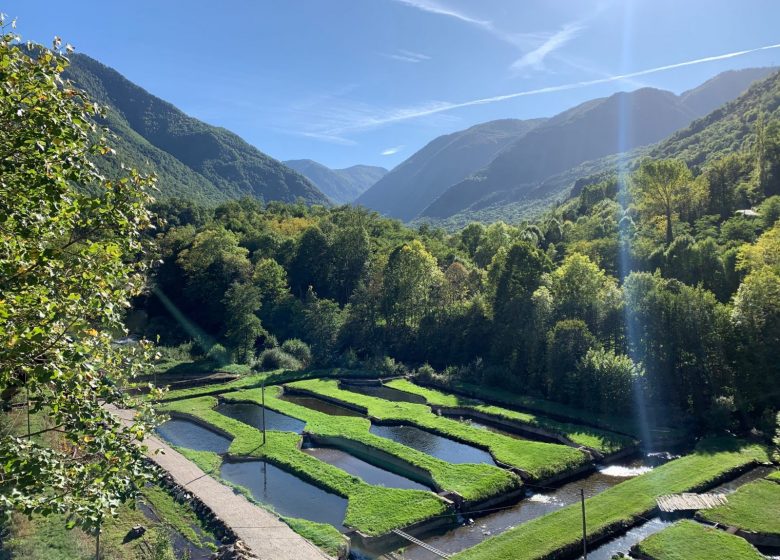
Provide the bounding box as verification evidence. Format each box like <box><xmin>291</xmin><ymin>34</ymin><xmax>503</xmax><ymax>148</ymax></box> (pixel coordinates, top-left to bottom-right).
<box><xmin>633</xmin><ymin>520</ymin><xmax>765</xmax><ymax>560</ymax></box>
<box><xmin>280</xmin><ymin>339</ymin><xmax>312</xmax><ymax>367</ymax></box>
<box><xmin>698</xmin><ymin>479</ymin><xmax>780</xmax><ymax>535</ymax></box>
<box><xmin>257</xmin><ymin>348</ymin><xmax>302</xmax><ymax>371</ymax></box>
<box><xmin>0</xmin><ymin>29</ymin><xmax>157</xmax><ymax>531</ymax></box>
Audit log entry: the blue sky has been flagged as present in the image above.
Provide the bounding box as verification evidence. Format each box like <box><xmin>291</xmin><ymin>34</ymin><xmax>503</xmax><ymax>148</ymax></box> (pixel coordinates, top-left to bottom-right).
<box><xmin>6</xmin><ymin>0</ymin><xmax>780</xmax><ymax>169</ymax></box>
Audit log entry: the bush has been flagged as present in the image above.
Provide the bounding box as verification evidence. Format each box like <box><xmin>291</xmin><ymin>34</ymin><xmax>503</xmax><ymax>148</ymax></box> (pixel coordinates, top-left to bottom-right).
<box><xmin>263</xmin><ymin>334</ymin><xmax>279</xmax><ymax>349</ymax></box>
<box><xmin>206</xmin><ymin>343</ymin><xmax>230</xmax><ymax>366</ymax></box>
<box><xmin>280</xmin><ymin>339</ymin><xmax>312</xmax><ymax>367</ymax></box>
<box><xmin>257</xmin><ymin>347</ymin><xmax>302</xmax><ymax>371</ymax></box>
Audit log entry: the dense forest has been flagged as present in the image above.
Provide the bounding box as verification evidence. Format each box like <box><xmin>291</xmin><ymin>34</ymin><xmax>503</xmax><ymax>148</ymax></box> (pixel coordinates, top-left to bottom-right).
<box><xmin>141</xmin><ymin>101</ymin><xmax>780</xmax><ymax>440</ymax></box>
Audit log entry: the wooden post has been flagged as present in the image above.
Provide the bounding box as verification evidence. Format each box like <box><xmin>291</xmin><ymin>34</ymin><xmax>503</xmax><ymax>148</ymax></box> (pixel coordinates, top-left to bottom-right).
<box><xmin>581</xmin><ymin>488</ymin><xmax>587</xmax><ymax>559</ymax></box>
<box><xmin>95</xmin><ymin>522</ymin><xmax>101</xmax><ymax>560</ymax></box>
<box><xmin>26</xmin><ymin>383</ymin><xmax>31</xmax><ymax>439</ymax></box>
<box><xmin>261</xmin><ymin>381</ymin><xmax>266</xmax><ymax>446</ymax></box>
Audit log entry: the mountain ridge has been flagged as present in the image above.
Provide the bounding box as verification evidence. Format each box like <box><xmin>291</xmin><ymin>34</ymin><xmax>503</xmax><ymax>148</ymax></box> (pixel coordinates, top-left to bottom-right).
<box><xmin>283</xmin><ymin>159</ymin><xmax>387</xmax><ymax>203</ymax></box>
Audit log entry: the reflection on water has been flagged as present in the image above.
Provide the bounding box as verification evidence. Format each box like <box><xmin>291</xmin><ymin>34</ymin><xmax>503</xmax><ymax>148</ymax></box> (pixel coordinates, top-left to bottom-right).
<box><xmin>220</xmin><ymin>460</ymin><xmax>348</xmax><ymax>529</ymax></box>
<box><xmin>279</xmin><ymin>393</ymin><xmax>366</xmax><ymax>417</ymax></box>
<box><xmin>578</xmin><ymin>518</ymin><xmax>672</xmax><ymax>560</ymax></box>
<box><xmin>216</xmin><ymin>402</ymin><xmax>306</xmax><ymax>433</ymax></box>
<box><xmin>370</xmin><ymin>424</ymin><xmax>496</xmax><ymax>466</ymax></box>
<box><xmin>303</xmin><ymin>446</ymin><xmax>431</xmax><ymax>491</ymax></box>
<box><xmin>156</xmin><ymin>418</ymin><xmax>231</xmax><ymax>453</ymax></box>
<box><xmin>399</xmin><ymin>461</ymin><xmax>650</xmax><ymax>560</ymax></box>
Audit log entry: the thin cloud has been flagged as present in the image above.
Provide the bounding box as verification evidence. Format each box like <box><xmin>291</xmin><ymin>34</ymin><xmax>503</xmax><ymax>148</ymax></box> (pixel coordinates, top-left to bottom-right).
<box><xmin>512</xmin><ymin>22</ymin><xmax>585</xmax><ymax>72</ymax></box>
<box><xmin>382</xmin><ymin>49</ymin><xmax>431</xmax><ymax>63</ymax></box>
<box><xmin>393</xmin><ymin>0</ymin><xmax>490</xmax><ymax>27</ymax></box>
<box><xmin>381</xmin><ymin>145</ymin><xmax>405</xmax><ymax>156</ymax></box>
<box><xmin>314</xmin><ymin>41</ymin><xmax>780</xmax><ymax>136</ymax></box>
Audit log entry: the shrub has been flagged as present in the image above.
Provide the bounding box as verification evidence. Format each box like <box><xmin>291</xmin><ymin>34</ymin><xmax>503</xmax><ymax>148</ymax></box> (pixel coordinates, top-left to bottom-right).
<box><xmin>263</xmin><ymin>334</ymin><xmax>279</xmax><ymax>349</ymax></box>
<box><xmin>206</xmin><ymin>343</ymin><xmax>230</xmax><ymax>366</ymax></box>
<box><xmin>257</xmin><ymin>347</ymin><xmax>302</xmax><ymax>371</ymax></box>
<box><xmin>281</xmin><ymin>339</ymin><xmax>312</xmax><ymax>367</ymax></box>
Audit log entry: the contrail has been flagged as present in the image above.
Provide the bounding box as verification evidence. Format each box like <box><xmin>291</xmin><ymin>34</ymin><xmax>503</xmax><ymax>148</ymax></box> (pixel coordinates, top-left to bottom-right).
<box><xmin>329</xmin><ymin>42</ymin><xmax>780</xmax><ymax>134</ymax></box>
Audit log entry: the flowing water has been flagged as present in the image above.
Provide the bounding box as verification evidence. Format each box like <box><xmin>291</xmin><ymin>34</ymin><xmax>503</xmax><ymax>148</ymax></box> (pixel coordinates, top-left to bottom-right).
<box><xmin>215</xmin><ymin>402</ymin><xmax>306</xmax><ymax>433</ymax></box>
<box><xmin>220</xmin><ymin>460</ymin><xmax>349</xmax><ymax>529</ymax></box>
<box><xmin>279</xmin><ymin>393</ymin><xmax>366</xmax><ymax>417</ymax></box>
<box><xmin>342</xmin><ymin>383</ymin><xmax>428</xmax><ymax>405</ymax></box>
<box><xmin>369</xmin><ymin>424</ymin><xmax>497</xmax><ymax>466</ymax></box>
<box><xmin>397</xmin><ymin>460</ymin><xmax>653</xmax><ymax>560</ymax></box>
<box><xmin>156</xmin><ymin>418</ymin><xmax>231</xmax><ymax>453</ymax></box>
<box><xmin>303</xmin><ymin>446</ymin><xmax>432</xmax><ymax>491</ymax></box>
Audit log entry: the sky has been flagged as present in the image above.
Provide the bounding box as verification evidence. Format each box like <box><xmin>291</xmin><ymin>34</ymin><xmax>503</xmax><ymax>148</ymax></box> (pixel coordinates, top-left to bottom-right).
<box><xmin>5</xmin><ymin>1</ymin><xmax>780</xmax><ymax>169</ymax></box>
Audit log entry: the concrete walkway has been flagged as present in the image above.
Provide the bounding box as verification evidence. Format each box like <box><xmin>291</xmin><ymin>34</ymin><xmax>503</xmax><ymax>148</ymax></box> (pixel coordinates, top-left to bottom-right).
<box><xmin>110</xmin><ymin>406</ymin><xmax>334</xmax><ymax>560</ymax></box>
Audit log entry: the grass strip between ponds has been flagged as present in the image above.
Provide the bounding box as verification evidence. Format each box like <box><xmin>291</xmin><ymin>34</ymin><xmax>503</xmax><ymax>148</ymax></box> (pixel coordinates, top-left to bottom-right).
<box><xmin>452</xmin><ymin>438</ymin><xmax>770</xmax><ymax>560</ymax></box>
<box><xmin>413</xmin><ymin>377</ymin><xmax>688</xmax><ymax>441</ymax></box>
<box><xmin>285</xmin><ymin>379</ymin><xmax>589</xmax><ymax>480</ymax></box>
<box><xmin>697</xmin><ymin>479</ymin><xmax>780</xmax><ymax>535</ymax></box>
<box><xmin>632</xmin><ymin>520</ymin><xmax>765</xmax><ymax>560</ymax></box>
<box><xmin>158</xmin><ymin>396</ymin><xmax>448</xmax><ymax>536</ymax></box>
<box><xmin>766</xmin><ymin>469</ymin><xmax>780</xmax><ymax>482</ymax></box>
<box><xmin>224</xmin><ymin>386</ymin><xmax>520</xmax><ymax>502</ymax></box>
<box><xmin>384</xmin><ymin>379</ymin><xmax>634</xmax><ymax>455</ymax></box>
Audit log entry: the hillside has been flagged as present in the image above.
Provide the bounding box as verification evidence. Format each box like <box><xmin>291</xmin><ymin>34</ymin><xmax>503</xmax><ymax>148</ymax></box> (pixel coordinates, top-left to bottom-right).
<box><xmin>355</xmin><ymin>119</ymin><xmax>545</xmax><ymax>221</ymax></box>
<box><xmin>421</xmin><ymin>67</ymin><xmax>776</xmax><ymax>221</ymax></box>
<box><xmin>284</xmin><ymin>159</ymin><xmax>387</xmax><ymax>203</ymax></box>
<box><xmin>65</xmin><ymin>54</ymin><xmax>329</xmax><ymax>205</ymax></box>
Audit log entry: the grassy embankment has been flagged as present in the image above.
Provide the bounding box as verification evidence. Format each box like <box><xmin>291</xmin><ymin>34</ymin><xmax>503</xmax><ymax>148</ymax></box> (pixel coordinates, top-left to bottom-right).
<box><xmin>697</xmin><ymin>478</ymin><xmax>780</xmax><ymax>535</ymax></box>
<box><xmin>412</xmin><ymin>376</ymin><xmax>688</xmax><ymax>441</ymax></box>
<box><xmin>766</xmin><ymin>469</ymin><xmax>780</xmax><ymax>482</ymax></box>
<box><xmin>632</xmin><ymin>520</ymin><xmax>765</xmax><ymax>560</ymax></box>
<box><xmin>285</xmin><ymin>379</ymin><xmax>589</xmax><ymax>480</ymax></box>
<box><xmin>158</xmin><ymin>395</ymin><xmax>450</xmax><ymax>536</ymax></box>
<box><xmin>223</xmin><ymin>386</ymin><xmax>519</xmax><ymax>502</ymax></box>
<box><xmin>384</xmin><ymin>379</ymin><xmax>634</xmax><ymax>455</ymax></box>
<box><xmin>452</xmin><ymin>438</ymin><xmax>769</xmax><ymax>560</ymax></box>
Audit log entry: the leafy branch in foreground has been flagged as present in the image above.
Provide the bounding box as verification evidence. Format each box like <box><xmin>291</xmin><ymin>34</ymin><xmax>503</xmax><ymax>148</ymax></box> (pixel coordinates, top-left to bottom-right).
<box><xmin>0</xmin><ymin>23</ymin><xmax>157</xmax><ymax>532</ymax></box>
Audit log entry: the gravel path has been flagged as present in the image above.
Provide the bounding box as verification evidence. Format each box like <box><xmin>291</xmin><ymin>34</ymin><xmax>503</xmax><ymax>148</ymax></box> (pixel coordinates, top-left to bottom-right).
<box><xmin>109</xmin><ymin>405</ymin><xmax>335</xmax><ymax>560</ymax></box>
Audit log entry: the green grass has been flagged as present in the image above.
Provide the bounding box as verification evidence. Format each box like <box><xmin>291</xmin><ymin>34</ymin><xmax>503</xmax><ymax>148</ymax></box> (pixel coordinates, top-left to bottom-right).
<box><xmin>225</xmin><ymin>386</ymin><xmax>520</xmax><ymax>502</ymax></box>
<box><xmin>414</xmin><ymin>377</ymin><xmax>680</xmax><ymax>440</ymax></box>
<box><xmin>633</xmin><ymin>520</ymin><xmax>764</xmax><ymax>560</ymax></box>
<box><xmin>281</xmin><ymin>518</ymin><xmax>346</xmax><ymax>557</ymax></box>
<box><xmin>385</xmin><ymin>379</ymin><xmax>634</xmax><ymax>455</ymax></box>
<box><xmin>158</xmin><ymin>396</ymin><xmax>449</xmax><ymax>536</ymax></box>
<box><xmin>767</xmin><ymin>469</ymin><xmax>780</xmax><ymax>482</ymax></box>
<box><xmin>453</xmin><ymin>438</ymin><xmax>769</xmax><ymax>560</ymax></box>
<box><xmin>698</xmin><ymin>479</ymin><xmax>780</xmax><ymax>535</ymax></box>
<box><xmin>141</xmin><ymin>485</ymin><xmax>219</xmax><ymax>551</ymax></box>
<box><xmin>286</xmin><ymin>379</ymin><xmax>589</xmax><ymax>480</ymax></box>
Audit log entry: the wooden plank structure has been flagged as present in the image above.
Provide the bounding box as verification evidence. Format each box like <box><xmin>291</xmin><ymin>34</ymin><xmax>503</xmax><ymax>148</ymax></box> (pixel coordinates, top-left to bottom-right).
<box><xmin>656</xmin><ymin>492</ymin><xmax>728</xmax><ymax>512</ymax></box>
<box><xmin>391</xmin><ymin>529</ymin><xmax>452</xmax><ymax>558</ymax></box>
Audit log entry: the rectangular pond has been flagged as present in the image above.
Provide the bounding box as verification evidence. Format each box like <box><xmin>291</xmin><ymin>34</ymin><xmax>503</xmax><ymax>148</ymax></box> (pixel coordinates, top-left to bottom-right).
<box><xmin>220</xmin><ymin>459</ymin><xmax>348</xmax><ymax>530</ymax></box>
<box><xmin>215</xmin><ymin>402</ymin><xmax>306</xmax><ymax>434</ymax></box>
<box><xmin>302</xmin><ymin>446</ymin><xmax>433</xmax><ymax>491</ymax></box>
<box><xmin>156</xmin><ymin>418</ymin><xmax>231</xmax><ymax>454</ymax></box>
<box><xmin>279</xmin><ymin>393</ymin><xmax>366</xmax><ymax>417</ymax></box>
<box><xmin>341</xmin><ymin>383</ymin><xmax>428</xmax><ymax>405</ymax></box>
<box><xmin>369</xmin><ymin>424</ymin><xmax>496</xmax><ymax>466</ymax></box>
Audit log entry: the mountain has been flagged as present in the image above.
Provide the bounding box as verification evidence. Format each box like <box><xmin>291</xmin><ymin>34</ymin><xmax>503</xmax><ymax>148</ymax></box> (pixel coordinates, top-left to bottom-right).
<box><xmin>355</xmin><ymin>119</ymin><xmax>546</xmax><ymax>221</ymax></box>
<box><xmin>283</xmin><ymin>159</ymin><xmax>387</xmax><ymax>203</ymax></box>
<box><xmin>421</xmin><ymin>67</ymin><xmax>776</xmax><ymax>220</ymax></box>
<box><xmin>64</xmin><ymin>54</ymin><xmax>329</xmax><ymax>205</ymax></box>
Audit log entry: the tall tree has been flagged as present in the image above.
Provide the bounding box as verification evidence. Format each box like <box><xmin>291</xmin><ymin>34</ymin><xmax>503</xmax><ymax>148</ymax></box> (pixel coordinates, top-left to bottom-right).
<box><xmin>631</xmin><ymin>159</ymin><xmax>693</xmax><ymax>244</ymax></box>
<box><xmin>382</xmin><ymin>240</ymin><xmax>443</xmax><ymax>329</ymax></box>
<box><xmin>0</xmin><ymin>31</ymin><xmax>156</xmax><ymax>531</ymax></box>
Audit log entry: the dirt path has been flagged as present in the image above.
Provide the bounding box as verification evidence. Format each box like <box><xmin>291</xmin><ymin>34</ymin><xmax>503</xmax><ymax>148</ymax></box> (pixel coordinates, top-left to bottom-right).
<box><xmin>109</xmin><ymin>406</ymin><xmax>335</xmax><ymax>560</ymax></box>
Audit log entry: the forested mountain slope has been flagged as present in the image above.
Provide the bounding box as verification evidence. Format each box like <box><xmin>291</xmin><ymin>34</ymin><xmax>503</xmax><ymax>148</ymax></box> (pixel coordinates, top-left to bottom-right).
<box><xmin>356</xmin><ymin>119</ymin><xmax>545</xmax><ymax>220</ymax></box>
<box><xmin>284</xmin><ymin>159</ymin><xmax>387</xmax><ymax>203</ymax></box>
<box><xmin>421</xmin><ymin>67</ymin><xmax>776</xmax><ymax>222</ymax></box>
<box><xmin>65</xmin><ymin>54</ymin><xmax>329</xmax><ymax>205</ymax></box>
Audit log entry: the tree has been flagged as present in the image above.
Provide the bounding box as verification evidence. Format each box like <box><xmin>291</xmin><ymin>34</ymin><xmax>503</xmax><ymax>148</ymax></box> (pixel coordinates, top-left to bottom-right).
<box><xmin>631</xmin><ymin>159</ymin><xmax>693</xmax><ymax>244</ymax></box>
<box><xmin>0</xmin><ymin>31</ymin><xmax>156</xmax><ymax>532</ymax></box>
<box><xmin>253</xmin><ymin>257</ymin><xmax>289</xmax><ymax>302</ymax></box>
<box><xmin>382</xmin><ymin>240</ymin><xmax>443</xmax><ymax>329</ymax></box>
<box><xmin>223</xmin><ymin>283</ymin><xmax>265</xmax><ymax>363</ymax></box>
<box><xmin>544</xmin><ymin>320</ymin><xmax>597</xmax><ymax>403</ymax></box>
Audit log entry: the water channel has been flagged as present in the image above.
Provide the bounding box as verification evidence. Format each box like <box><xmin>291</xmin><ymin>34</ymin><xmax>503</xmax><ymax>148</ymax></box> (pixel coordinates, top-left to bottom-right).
<box><xmin>220</xmin><ymin>459</ymin><xmax>349</xmax><ymax>529</ymax></box>
<box><xmin>156</xmin><ymin>418</ymin><xmax>232</xmax><ymax>454</ymax></box>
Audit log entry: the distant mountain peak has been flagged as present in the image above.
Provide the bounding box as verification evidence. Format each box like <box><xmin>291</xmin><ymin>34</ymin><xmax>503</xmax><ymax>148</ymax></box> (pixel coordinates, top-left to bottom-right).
<box><xmin>284</xmin><ymin>159</ymin><xmax>387</xmax><ymax>204</ymax></box>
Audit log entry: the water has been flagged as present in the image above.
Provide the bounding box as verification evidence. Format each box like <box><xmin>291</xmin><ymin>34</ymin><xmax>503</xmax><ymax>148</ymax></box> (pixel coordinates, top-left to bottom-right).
<box><xmin>369</xmin><ymin>424</ymin><xmax>496</xmax><ymax>465</ymax></box>
<box><xmin>457</xmin><ymin>418</ymin><xmax>528</xmax><ymax>441</ymax></box>
<box><xmin>342</xmin><ymin>383</ymin><xmax>428</xmax><ymax>405</ymax></box>
<box><xmin>220</xmin><ymin>460</ymin><xmax>348</xmax><ymax>529</ymax></box>
<box><xmin>399</xmin><ymin>461</ymin><xmax>650</xmax><ymax>560</ymax></box>
<box><xmin>597</xmin><ymin>464</ymin><xmax>653</xmax><ymax>477</ymax></box>
<box><xmin>156</xmin><ymin>418</ymin><xmax>231</xmax><ymax>453</ymax></box>
<box><xmin>215</xmin><ymin>402</ymin><xmax>306</xmax><ymax>433</ymax></box>
<box><xmin>279</xmin><ymin>393</ymin><xmax>366</xmax><ymax>417</ymax></box>
<box><xmin>577</xmin><ymin>518</ymin><xmax>672</xmax><ymax>560</ymax></box>
<box><xmin>303</xmin><ymin>446</ymin><xmax>432</xmax><ymax>491</ymax></box>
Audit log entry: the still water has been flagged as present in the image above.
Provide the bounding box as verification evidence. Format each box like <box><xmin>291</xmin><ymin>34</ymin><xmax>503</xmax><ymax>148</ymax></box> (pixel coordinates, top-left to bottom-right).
<box><xmin>156</xmin><ymin>418</ymin><xmax>231</xmax><ymax>454</ymax></box>
<box><xmin>369</xmin><ymin>424</ymin><xmax>496</xmax><ymax>466</ymax></box>
<box><xmin>279</xmin><ymin>393</ymin><xmax>366</xmax><ymax>417</ymax></box>
<box><xmin>215</xmin><ymin>402</ymin><xmax>306</xmax><ymax>433</ymax></box>
<box><xmin>342</xmin><ymin>383</ymin><xmax>428</xmax><ymax>405</ymax></box>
